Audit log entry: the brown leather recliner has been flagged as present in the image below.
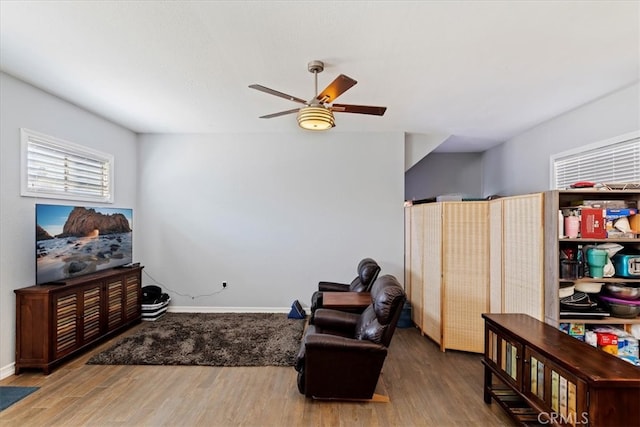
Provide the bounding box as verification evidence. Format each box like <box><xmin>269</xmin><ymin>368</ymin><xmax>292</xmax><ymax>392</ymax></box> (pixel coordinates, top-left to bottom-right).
<box><xmin>295</xmin><ymin>274</ymin><xmax>406</xmax><ymax>399</ymax></box>
<box><xmin>309</xmin><ymin>258</ymin><xmax>381</xmax><ymax>314</ymax></box>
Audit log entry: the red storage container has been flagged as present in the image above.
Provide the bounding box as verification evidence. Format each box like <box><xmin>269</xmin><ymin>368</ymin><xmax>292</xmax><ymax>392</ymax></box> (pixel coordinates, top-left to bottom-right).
<box><xmin>580</xmin><ymin>208</ymin><xmax>606</xmax><ymax>238</ymax></box>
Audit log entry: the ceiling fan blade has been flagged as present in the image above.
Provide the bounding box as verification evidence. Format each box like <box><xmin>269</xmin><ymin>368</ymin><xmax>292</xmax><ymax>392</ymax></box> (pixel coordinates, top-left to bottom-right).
<box><xmin>259</xmin><ymin>108</ymin><xmax>300</xmax><ymax>119</ymax></box>
<box><xmin>315</xmin><ymin>74</ymin><xmax>357</xmax><ymax>103</ymax></box>
<box><xmin>249</xmin><ymin>84</ymin><xmax>307</xmax><ymax>105</ymax></box>
<box><xmin>331</xmin><ymin>104</ymin><xmax>387</xmax><ymax>116</ymax></box>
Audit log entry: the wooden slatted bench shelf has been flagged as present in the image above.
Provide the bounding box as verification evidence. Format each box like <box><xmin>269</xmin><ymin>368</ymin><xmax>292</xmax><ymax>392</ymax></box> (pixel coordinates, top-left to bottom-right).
<box><xmin>482</xmin><ymin>313</ymin><xmax>640</xmax><ymax>427</ymax></box>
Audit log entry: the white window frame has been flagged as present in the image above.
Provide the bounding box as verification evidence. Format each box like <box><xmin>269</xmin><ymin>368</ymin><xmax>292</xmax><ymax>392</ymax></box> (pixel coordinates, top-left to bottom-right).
<box><xmin>20</xmin><ymin>128</ymin><xmax>114</xmax><ymax>203</ymax></box>
<box><xmin>550</xmin><ymin>130</ymin><xmax>640</xmax><ymax>190</ymax></box>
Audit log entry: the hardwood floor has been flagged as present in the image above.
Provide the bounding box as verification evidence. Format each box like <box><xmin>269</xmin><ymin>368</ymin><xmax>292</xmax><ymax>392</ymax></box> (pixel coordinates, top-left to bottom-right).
<box><xmin>0</xmin><ymin>322</ymin><xmax>515</xmax><ymax>426</ymax></box>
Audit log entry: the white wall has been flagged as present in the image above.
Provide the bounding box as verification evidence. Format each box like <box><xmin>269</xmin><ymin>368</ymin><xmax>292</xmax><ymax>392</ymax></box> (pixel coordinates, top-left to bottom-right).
<box><xmin>0</xmin><ymin>72</ymin><xmax>405</xmax><ymax>377</ymax></box>
<box><xmin>404</xmin><ymin>132</ymin><xmax>450</xmax><ymax>171</ymax></box>
<box><xmin>0</xmin><ymin>72</ymin><xmax>138</xmax><ymax>376</ymax></box>
<box><xmin>405</xmin><ymin>152</ymin><xmax>484</xmax><ymax>201</ymax></box>
<box><xmin>483</xmin><ymin>82</ymin><xmax>640</xmax><ymax>196</ymax></box>
<box><xmin>137</xmin><ymin>132</ymin><xmax>405</xmax><ymax>309</ymax></box>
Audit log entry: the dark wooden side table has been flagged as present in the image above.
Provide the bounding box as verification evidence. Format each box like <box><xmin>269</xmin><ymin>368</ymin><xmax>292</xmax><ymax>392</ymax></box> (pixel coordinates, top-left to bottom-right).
<box><xmin>322</xmin><ymin>292</ymin><xmax>371</xmax><ymax>310</ymax></box>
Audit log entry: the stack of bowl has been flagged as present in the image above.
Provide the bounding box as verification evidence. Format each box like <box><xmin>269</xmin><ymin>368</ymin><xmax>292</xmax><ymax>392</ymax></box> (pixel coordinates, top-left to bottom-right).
<box><xmin>600</xmin><ymin>283</ymin><xmax>640</xmax><ymax>318</ymax></box>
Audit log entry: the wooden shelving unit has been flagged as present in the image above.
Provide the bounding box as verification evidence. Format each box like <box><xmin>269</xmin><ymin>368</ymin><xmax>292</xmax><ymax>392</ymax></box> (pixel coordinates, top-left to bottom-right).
<box><xmin>544</xmin><ymin>189</ymin><xmax>640</xmax><ymax>328</ymax></box>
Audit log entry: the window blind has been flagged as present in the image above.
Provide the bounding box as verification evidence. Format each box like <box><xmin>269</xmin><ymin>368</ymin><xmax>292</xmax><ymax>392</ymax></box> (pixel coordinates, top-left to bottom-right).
<box><xmin>553</xmin><ymin>136</ymin><xmax>640</xmax><ymax>190</ymax></box>
<box><xmin>21</xmin><ymin>129</ymin><xmax>113</xmax><ymax>203</ymax></box>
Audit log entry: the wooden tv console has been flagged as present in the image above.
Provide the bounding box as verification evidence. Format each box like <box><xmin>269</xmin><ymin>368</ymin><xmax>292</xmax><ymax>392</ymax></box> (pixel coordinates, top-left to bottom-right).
<box><xmin>14</xmin><ymin>266</ymin><xmax>143</xmax><ymax>374</ymax></box>
<box><xmin>482</xmin><ymin>313</ymin><xmax>640</xmax><ymax>427</ymax></box>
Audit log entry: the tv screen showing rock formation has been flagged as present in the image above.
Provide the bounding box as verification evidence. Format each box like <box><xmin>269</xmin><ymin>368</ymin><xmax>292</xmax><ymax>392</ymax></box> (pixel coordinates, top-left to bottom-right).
<box><xmin>36</xmin><ymin>204</ymin><xmax>133</xmax><ymax>284</ymax></box>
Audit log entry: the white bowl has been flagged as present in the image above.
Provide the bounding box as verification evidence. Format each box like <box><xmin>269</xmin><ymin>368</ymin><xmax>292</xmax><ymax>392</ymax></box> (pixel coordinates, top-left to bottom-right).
<box><xmin>559</xmin><ymin>285</ymin><xmax>575</xmax><ymax>299</ymax></box>
<box><xmin>575</xmin><ymin>282</ymin><xmax>604</xmax><ymax>294</ymax></box>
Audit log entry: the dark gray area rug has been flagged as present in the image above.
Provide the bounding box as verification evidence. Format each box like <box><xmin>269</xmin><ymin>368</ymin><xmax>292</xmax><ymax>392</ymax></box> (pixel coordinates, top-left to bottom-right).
<box><xmin>87</xmin><ymin>312</ymin><xmax>306</xmax><ymax>367</ymax></box>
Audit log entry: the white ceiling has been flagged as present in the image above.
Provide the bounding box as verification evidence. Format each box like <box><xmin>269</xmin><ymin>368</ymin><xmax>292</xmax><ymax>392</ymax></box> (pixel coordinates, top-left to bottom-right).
<box><xmin>1</xmin><ymin>1</ymin><xmax>638</xmax><ymax>152</ymax></box>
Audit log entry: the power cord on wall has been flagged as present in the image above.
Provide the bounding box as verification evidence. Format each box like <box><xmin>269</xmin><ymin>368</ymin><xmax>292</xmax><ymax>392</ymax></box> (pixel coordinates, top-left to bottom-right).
<box><xmin>143</xmin><ymin>270</ymin><xmax>227</xmax><ymax>300</ymax></box>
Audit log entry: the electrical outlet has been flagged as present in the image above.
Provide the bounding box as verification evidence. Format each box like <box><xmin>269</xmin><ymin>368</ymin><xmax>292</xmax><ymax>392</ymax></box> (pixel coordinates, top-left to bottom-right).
<box><xmin>222</xmin><ymin>281</ymin><xmax>227</xmax><ymax>288</ymax></box>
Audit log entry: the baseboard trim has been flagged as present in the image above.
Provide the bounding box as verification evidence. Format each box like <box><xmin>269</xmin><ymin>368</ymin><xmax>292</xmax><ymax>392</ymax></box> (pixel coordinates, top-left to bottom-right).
<box><xmin>0</xmin><ymin>362</ymin><xmax>15</xmax><ymax>380</ymax></box>
<box><xmin>167</xmin><ymin>306</ymin><xmax>290</xmax><ymax>314</ymax></box>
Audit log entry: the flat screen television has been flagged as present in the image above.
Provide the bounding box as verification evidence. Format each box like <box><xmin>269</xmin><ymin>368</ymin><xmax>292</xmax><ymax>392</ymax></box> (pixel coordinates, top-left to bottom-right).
<box><xmin>35</xmin><ymin>204</ymin><xmax>133</xmax><ymax>285</ymax></box>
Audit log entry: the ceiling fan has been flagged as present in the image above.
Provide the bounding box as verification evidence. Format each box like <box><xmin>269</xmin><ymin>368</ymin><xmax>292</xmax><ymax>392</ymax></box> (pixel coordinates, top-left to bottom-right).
<box><xmin>249</xmin><ymin>60</ymin><xmax>387</xmax><ymax>131</ymax></box>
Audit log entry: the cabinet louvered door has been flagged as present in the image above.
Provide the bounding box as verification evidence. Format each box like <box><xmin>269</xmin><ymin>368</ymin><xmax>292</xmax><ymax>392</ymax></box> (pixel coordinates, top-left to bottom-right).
<box><xmin>124</xmin><ymin>273</ymin><xmax>140</xmax><ymax>321</ymax></box>
<box><xmin>54</xmin><ymin>292</ymin><xmax>78</xmax><ymax>358</ymax></box>
<box><xmin>81</xmin><ymin>285</ymin><xmax>102</xmax><ymax>342</ymax></box>
<box><xmin>107</xmin><ymin>278</ymin><xmax>124</xmax><ymax>330</ymax></box>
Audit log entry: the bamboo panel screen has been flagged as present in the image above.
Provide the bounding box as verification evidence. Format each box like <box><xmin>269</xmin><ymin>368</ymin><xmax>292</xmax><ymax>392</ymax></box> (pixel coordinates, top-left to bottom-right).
<box><xmin>404</xmin><ymin>208</ymin><xmax>412</xmax><ymax>301</ymax></box>
<box><xmin>421</xmin><ymin>203</ymin><xmax>443</xmax><ymax>344</ymax></box>
<box><xmin>489</xmin><ymin>200</ymin><xmax>503</xmax><ymax>313</ymax></box>
<box><xmin>502</xmin><ymin>194</ymin><xmax>544</xmax><ymax>320</ymax></box>
<box><xmin>409</xmin><ymin>205</ymin><xmax>425</xmax><ymax>327</ymax></box>
<box><xmin>442</xmin><ymin>202</ymin><xmax>489</xmax><ymax>353</ymax></box>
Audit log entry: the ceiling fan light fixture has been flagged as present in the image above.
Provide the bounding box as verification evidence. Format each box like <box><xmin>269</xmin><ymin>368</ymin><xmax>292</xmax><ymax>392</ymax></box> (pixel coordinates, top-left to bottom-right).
<box><xmin>250</xmin><ymin>60</ymin><xmax>385</xmax><ymax>128</ymax></box>
<box><xmin>297</xmin><ymin>106</ymin><xmax>335</xmax><ymax>131</ymax></box>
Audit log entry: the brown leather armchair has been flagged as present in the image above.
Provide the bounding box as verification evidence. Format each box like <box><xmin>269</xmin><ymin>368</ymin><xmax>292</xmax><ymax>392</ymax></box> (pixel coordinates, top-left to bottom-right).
<box><xmin>309</xmin><ymin>258</ymin><xmax>381</xmax><ymax>314</ymax></box>
<box><xmin>295</xmin><ymin>274</ymin><xmax>406</xmax><ymax>399</ymax></box>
